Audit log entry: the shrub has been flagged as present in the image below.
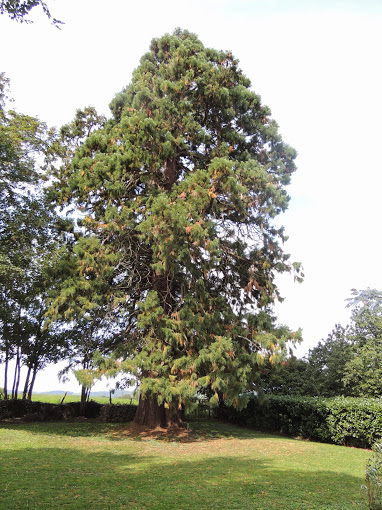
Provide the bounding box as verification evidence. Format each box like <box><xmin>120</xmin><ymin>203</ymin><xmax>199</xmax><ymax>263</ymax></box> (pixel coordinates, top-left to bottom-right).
<box><xmin>364</xmin><ymin>443</ymin><xmax>382</xmax><ymax>509</ymax></box>
<box><xmin>217</xmin><ymin>395</ymin><xmax>382</xmax><ymax>448</ymax></box>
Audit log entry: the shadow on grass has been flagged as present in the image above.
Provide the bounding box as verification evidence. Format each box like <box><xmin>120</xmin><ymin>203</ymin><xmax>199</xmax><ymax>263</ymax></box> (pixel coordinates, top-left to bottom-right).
<box><xmin>186</xmin><ymin>420</ymin><xmax>293</xmax><ymax>441</ymax></box>
<box><xmin>0</xmin><ymin>442</ymin><xmax>368</xmax><ymax>510</ymax></box>
<box><xmin>0</xmin><ymin>419</ymin><xmax>292</xmax><ymax>443</ymax></box>
<box><xmin>0</xmin><ymin>420</ymin><xmax>122</xmax><ymax>438</ymax></box>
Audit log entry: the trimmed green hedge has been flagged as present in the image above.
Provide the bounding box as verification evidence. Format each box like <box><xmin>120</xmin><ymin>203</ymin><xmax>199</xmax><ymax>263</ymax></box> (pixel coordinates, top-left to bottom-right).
<box><xmin>216</xmin><ymin>395</ymin><xmax>382</xmax><ymax>448</ymax></box>
<box><xmin>0</xmin><ymin>399</ymin><xmax>137</xmax><ymax>422</ymax></box>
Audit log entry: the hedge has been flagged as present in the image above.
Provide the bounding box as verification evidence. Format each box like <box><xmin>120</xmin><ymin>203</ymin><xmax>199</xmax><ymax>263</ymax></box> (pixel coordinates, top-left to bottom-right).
<box><xmin>0</xmin><ymin>399</ymin><xmax>137</xmax><ymax>423</ymax></box>
<box><xmin>98</xmin><ymin>404</ymin><xmax>137</xmax><ymax>422</ymax></box>
<box><xmin>216</xmin><ymin>395</ymin><xmax>382</xmax><ymax>449</ymax></box>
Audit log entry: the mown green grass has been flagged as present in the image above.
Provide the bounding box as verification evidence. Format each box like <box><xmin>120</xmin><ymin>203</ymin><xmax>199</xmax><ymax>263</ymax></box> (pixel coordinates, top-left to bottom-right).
<box><xmin>0</xmin><ymin>420</ymin><xmax>370</xmax><ymax>509</ymax></box>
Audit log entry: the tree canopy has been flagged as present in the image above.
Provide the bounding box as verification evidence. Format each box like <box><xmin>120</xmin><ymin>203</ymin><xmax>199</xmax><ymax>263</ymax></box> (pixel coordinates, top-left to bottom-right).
<box><xmin>0</xmin><ymin>73</ymin><xmax>70</xmax><ymax>399</ymax></box>
<box><xmin>262</xmin><ymin>289</ymin><xmax>382</xmax><ymax>399</ymax></box>
<box><xmin>343</xmin><ymin>288</ymin><xmax>382</xmax><ymax>397</ymax></box>
<box><xmin>307</xmin><ymin>324</ymin><xmax>352</xmax><ymax>397</ymax></box>
<box><xmin>50</xmin><ymin>29</ymin><xmax>302</xmax><ymax>427</ymax></box>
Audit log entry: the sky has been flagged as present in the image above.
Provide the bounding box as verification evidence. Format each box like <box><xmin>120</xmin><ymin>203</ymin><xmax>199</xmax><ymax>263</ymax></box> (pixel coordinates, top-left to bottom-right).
<box><xmin>1</xmin><ymin>0</ymin><xmax>381</xmax><ymax>393</ymax></box>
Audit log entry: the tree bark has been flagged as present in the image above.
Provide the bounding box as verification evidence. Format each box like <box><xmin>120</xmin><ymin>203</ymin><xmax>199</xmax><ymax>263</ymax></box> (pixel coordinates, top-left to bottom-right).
<box><xmin>80</xmin><ymin>385</ymin><xmax>90</xmax><ymax>416</ymax></box>
<box><xmin>23</xmin><ymin>366</ymin><xmax>31</xmax><ymax>399</ymax></box>
<box><xmin>133</xmin><ymin>157</ymin><xmax>184</xmax><ymax>429</ymax></box>
<box><xmin>4</xmin><ymin>344</ymin><xmax>9</xmax><ymax>400</ymax></box>
<box><xmin>11</xmin><ymin>347</ymin><xmax>21</xmax><ymax>399</ymax></box>
<box><xmin>133</xmin><ymin>394</ymin><xmax>184</xmax><ymax>429</ymax></box>
<box><xmin>14</xmin><ymin>350</ymin><xmax>21</xmax><ymax>397</ymax></box>
<box><xmin>162</xmin><ymin>157</ymin><xmax>178</xmax><ymax>191</ymax></box>
<box><xmin>27</xmin><ymin>364</ymin><xmax>38</xmax><ymax>400</ymax></box>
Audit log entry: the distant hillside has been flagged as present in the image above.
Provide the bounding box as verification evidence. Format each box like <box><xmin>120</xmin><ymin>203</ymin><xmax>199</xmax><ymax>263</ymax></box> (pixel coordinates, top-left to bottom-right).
<box><xmin>35</xmin><ymin>390</ymin><xmax>75</xmax><ymax>395</ymax></box>
<box><xmin>35</xmin><ymin>390</ymin><xmax>135</xmax><ymax>398</ymax></box>
<box><xmin>92</xmin><ymin>390</ymin><xmax>136</xmax><ymax>398</ymax></box>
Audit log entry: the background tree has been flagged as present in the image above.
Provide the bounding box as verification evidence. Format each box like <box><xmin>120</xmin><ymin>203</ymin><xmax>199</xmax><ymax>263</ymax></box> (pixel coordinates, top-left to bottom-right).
<box><xmin>343</xmin><ymin>288</ymin><xmax>382</xmax><ymax>397</ymax></box>
<box><xmin>261</xmin><ymin>325</ymin><xmax>352</xmax><ymax>397</ymax></box>
<box><xmin>307</xmin><ymin>324</ymin><xmax>352</xmax><ymax>397</ymax></box>
<box><xmin>265</xmin><ymin>289</ymin><xmax>382</xmax><ymax>399</ymax></box>
<box><xmin>261</xmin><ymin>355</ymin><xmax>315</xmax><ymax>396</ymax></box>
<box><xmin>55</xmin><ymin>289</ymin><xmax>128</xmax><ymax>411</ymax></box>
<box><xmin>346</xmin><ymin>288</ymin><xmax>382</xmax><ymax>310</ymax></box>
<box><xmin>0</xmin><ymin>72</ymin><xmax>46</xmax><ymax>397</ymax></box>
<box><xmin>18</xmin><ymin>244</ymin><xmax>70</xmax><ymax>400</ymax></box>
<box><xmin>0</xmin><ymin>73</ymin><xmax>69</xmax><ymax>398</ymax></box>
<box><xmin>51</xmin><ymin>29</ymin><xmax>302</xmax><ymax>427</ymax></box>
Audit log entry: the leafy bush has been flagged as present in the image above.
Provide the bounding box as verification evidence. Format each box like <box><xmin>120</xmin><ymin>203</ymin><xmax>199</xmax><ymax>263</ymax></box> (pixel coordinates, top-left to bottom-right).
<box><xmin>326</xmin><ymin>398</ymin><xmax>382</xmax><ymax>448</ymax></box>
<box><xmin>364</xmin><ymin>443</ymin><xmax>382</xmax><ymax>509</ymax></box>
<box><xmin>217</xmin><ymin>395</ymin><xmax>382</xmax><ymax>448</ymax></box>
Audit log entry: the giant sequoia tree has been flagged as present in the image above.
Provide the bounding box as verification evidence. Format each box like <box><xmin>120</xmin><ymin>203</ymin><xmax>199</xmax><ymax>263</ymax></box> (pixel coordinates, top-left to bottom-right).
<box><xmin>52</xmin><ymin>30</ymin><xmax>301</xmax><ymax>427</ymax></box>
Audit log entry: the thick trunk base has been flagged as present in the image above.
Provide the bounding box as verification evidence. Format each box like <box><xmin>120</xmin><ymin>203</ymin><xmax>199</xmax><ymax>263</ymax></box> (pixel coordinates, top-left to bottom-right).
<box><xmin>133</xmin><ymin>395</ymin><xmax>184</xmax><ymax>429</ymax></box>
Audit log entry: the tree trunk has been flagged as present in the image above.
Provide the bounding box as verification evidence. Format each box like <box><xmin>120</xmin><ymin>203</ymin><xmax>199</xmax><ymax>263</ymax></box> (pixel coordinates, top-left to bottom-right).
<box><xmin>23</xmin><ymin>366</ymin><xmax>31</xmax><ymax>399</ymax></box>
<box><xmin>11</xmin><ymin>347</ymin><xmax>20</xmax><ymax>399</ymax></box>
<box><xmin>4</xmin><ymin>345</ymin><xmax>9</xmax><ymax>400</ymax></box>
<box><xmin>133</xmin><ymin>394</ymin><xmax>184</xmax><ymax>429</ymax></box>
<box><xmin>14</xmin><ymin>350</ymin><xmax>21</xmax><ymax>397</ymax></box>
<box><xmin>80</xmin><ymin>385</ymin><xmax>89</xmax><ymax>416</ymax></box>
<box><xmin>132</xmin><ymin>157</ymin><xmax>184</xmax><ymax>430</ymax></box>
<box><xmin>27</xmin><ymin>365</ymin><xmax>38</xmax><ymax>400</ymax></box>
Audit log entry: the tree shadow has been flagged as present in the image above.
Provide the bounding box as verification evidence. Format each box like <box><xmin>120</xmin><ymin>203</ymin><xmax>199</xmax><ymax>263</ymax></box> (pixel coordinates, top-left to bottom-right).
<box><xmin>0</xmin><ymin>419</ymin><xmax>293</xmax><ymax>443</ymax></box>
<box><xmin>0</xmin><ymin>420</ymin><xmax>122</xmax><ymax>438</ymax></box>
<box><xmin>186</xmin><ymin>420</ymin><xmax>294</xmax><ymax>441</ymax></box>
<box><xmin>0</xmin><ymin>443</ymin><xmax>368</xmax><ymax>509</ymax></box>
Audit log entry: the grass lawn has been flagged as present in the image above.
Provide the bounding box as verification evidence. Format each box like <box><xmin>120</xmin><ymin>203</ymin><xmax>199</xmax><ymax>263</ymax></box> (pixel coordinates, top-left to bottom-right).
<box><xmin>28</xmin><ymin>393</ymin><xmax>138</xmax><ymax>405</ymax></box>
<box><xmin>0</xmin><ymin>420</ymin><xmax>371</xmax><ymax>509</ymax></box>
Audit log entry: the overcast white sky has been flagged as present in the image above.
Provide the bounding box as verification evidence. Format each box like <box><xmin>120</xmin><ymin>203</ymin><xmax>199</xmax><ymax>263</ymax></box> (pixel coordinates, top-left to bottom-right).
<box><xmin>1</xmin><ymin>0</ymin><xmax>381</xmax><ymax>393</ymax></box>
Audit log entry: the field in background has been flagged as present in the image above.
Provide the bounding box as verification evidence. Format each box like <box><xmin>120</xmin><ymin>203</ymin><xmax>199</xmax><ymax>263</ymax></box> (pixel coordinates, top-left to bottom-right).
<box><xmin>29</xmin><ymin>392</ymin><xmax>138</xmax><ymax>405</ymax></box>
<box><xmin>0</xmin><ymin>420</ymin><xmax>371</xmax><ymax>509</ymax></box>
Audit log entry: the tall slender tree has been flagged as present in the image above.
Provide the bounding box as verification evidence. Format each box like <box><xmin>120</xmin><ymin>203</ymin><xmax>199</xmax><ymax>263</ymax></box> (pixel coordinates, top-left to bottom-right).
<box><xmin>52</xmin><ymin>30</ymin><xmax>302</xmax><ymax>427</ymax></box>
<box><xmin>0</xmin><ymin>73</ymin><xmax>69</xmax><ymax>398</ymax></box>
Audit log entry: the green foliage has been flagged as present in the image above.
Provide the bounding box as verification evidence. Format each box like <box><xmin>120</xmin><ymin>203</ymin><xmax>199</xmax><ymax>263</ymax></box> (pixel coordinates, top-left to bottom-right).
<box><xmin>46</xmin><ymin>107</ymin><xmax>129</xmax><ymax>397</ymax></box>
<box><xmin>261</xmin><ymin>355</ymin><xmax>316</xmax><ymax>395</ymax></box>
<box><xmin>307</xmin><ymin>324</ymin><xmax>352</xmax><ymax>396</ymax></box>
<box><xmin>365</xmin><ymin>443</ymin><xmax>382</xmax><ymax>510</ymax></box>
<box><xmin>272</xmin><ymin>290</ymin><xmax>382</xmax><ymax>400</ymax></box>
<box><xmin>0</xmin><ymin>0</ymin><xmax>62</xmax><ymax>26</ymax></box>
<box><xmin>343</xmin><ymin>289</ymin><xmax>382</xmax><ymax>397</ymax></box>
<box><xmin>51</xmin><ymin>30</ymin><xmax>301</xmax><ymax>422</ymax></box>
<box><xmin>347</xmin><ymin>288</ymin><xmax>382</xmax><ymax>310</ymax></box>
<box><xmin>0</xmin><ymin>74</ymin><xmax>70</xmax><ymax>398</ymax></box>
<box><xmin>262</xmin><ymin>325</ymin><xmax>351</xmax><ymax>398</ymax></box>
<box><xmin>218</xmin><ymin>395</ymin><xmax>382</xmax><ymax>448</ymax></box>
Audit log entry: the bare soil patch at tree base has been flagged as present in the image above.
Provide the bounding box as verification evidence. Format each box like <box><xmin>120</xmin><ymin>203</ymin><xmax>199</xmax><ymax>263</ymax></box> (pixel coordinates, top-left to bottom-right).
<box><xmin>109</xmin><ymin>422</ymin><xmax>197</xmax><ymax>442</ymax></box>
